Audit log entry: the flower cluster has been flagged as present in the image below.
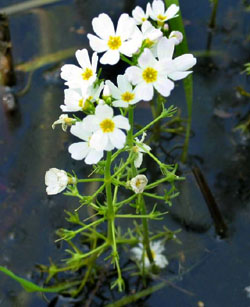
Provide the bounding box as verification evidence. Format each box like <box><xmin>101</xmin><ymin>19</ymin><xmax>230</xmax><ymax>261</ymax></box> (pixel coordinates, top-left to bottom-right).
<box><xmin>46</xmin><ymin>0</ymin><xmax>197</xmax><ymax>272</ymax></box>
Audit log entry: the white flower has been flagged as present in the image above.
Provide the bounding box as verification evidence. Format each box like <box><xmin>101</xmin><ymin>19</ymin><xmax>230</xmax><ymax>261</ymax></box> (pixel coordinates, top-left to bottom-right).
<box><xmin>132</xmin><ymin>3</ymin><xmax>151</xmax><ymax>25</ymax></box>
<box><xmin>141</xmin><ymin>21</ymin><xmax>163</xmax><ymax>48</ymax></box>
<box><xmin>69</xmin><ymin>121</ymin><xmax>103</xmax><ymax>165</ymax></box>
<box><xmin>125</xmin><ymin>47</ymin><xmax>174</xmax><ymax>101</ymax></box>
<box><xmin>52</xmin><ymin>114</ymin><xmax>76</xmax><ymax>132</ymax></box>
<box><xmin>87</xmin><ymin>13</ymin><xmax>142</xmax><ymax>65</ymax></box>
<box><xmin>45</xmin><ymin>168</ymin><xmax>69</xmax><ymax>195</ymax></box>
<box><xmin>103</xmin><ymin>83</ymin><xmax>111</xmax><ymax>97</ymax></box>
<box><xmin>169</xmin><ymin>31</ymin><xmax>183</xmax><ymax>45</ymax></box>
<box><xmin>106</xmin><ymin>75</ymin><xmax>140</xmax><ymax>108</ymax></box>
<box><xmin>133</xmin><ymin>132</ymin><xmax>151</xmax><ymax>168</ymax></box>
<box><xmin>61</xmin><ymin>49</ymin><xmax>98</xmax><ymax>88</ymax></box>
<box><xmin>149</xmin><ymin>0</ymin><xmax>179</xmax><ymax>24</ymax></box>
<box><xmin>130</xmin><ymin>174</ymin><xmax>148</xmax><ymax>194</ymax></box>
<box><xmin>157</xmin><ymin>37</ymin><xmax>197</xmax><ymax>81</ymax></box>
<box><xmin>131</xmin><ymin>240</ymin><xmax>169</xmax><ymax>268</ymax></box>
<box><xmin>83</xmin><ymin>104</ymin><xmax>130</xmax><ymax>151</ymax></box>
<box><xmin>61</xmin><ymin>83</ymin><xmax>104</xmax><ymax>112</ymax></box>
<box><xmin>245</xmin><ymin>286</ymin><xmax>250</xmax><ymax>298</ymax></box>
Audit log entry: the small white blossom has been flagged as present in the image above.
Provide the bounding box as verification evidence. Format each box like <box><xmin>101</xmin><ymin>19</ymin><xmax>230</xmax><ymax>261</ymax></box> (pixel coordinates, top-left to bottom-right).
<box><xmin>61</xmin><ymin>83</ymin><xmax>104</xmax><ymax>112</ymax></box>
<box><xmin>131</xmin><ymin>240</ymin><xmax>169</xmax><ymax>268</ymax></box>
<box><xmin>149</xmin><ymin>0</ymin><xmax>179</xmax><ymax>24</ymax></box>
<box><xmin>106</xmin><ymin>74</ymin><xmax>140</xmax><ymax>108</ymax></box>
<box><xmin>141</xmin><ymin>21</ymin><xmax>163</xmax><ymax>48</ymax></box>
<box><xmin>87</xmin><ymin>13</ymin><xmax>142</xmax><ymax>65</ymax></box>
<box><xmin>133</xmin><ymin>132</ymin><xmax>151</xmax><ymax>168</ymax></box>
<box><xmin>132</xmin><ymin>3</ymin><xmax>151</xmax><ymax>25</ymax></box>
<box><xmin>130</xmin><ymin>174</ymin><xmax>148</xmax><ymax>194</ymax></box>
<box><xmin>157</xmin><ymin>37</ymin><xmax>197</xmax><ymax>81</ymax></box>
<box><xmin>69</xmin><ymin>121</ymin><xmax>103</xmax><ymax>165</ymax></box>
<box><xmin>169</xmin><ymin>31</ymin><xmax>183</xmax><ymax>45</ymax></box>
<box><xmin>45</xmin><ymin>168</ymin><xmax>69</xmax><ymax>195</ymax></box>
<box><xmin>61</xmin><ymin>48</ymin><xmax>98</xmax><ymax>89</ymax></box>
<box><xmin>83</xmin><ymin>104</ymin><xmax>130</xmax><ymax>151</ymax></box>
<box><xmin>125</xmin><ymin>47</ymin><xmax>174</xmax><ymax>101</ymax></box>
<box><xmin>52</xmin><ymin>114</ymin><xmax>75</xmax><ymax>132</ymax></box>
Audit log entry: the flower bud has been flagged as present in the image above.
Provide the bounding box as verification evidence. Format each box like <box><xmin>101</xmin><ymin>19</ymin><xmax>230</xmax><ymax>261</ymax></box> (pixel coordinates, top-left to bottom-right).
<box><xmin>169</xmin><ymin>31</ymin><xmax>183</xmax><ymax>45</ymax></box>
<box><xmin>45</xmin><ymin>168</ymin><xmax>69</xmax><ymax>195</ymax></box>
<box><xmin>130</xmin><ymin>175</ymin><xmax>148</xmax><ymax>194</ymax></box>
<box><xmin>52</xmin><ymin>114</ymin><xmax>75</xmax><ymax>132</ymax></box>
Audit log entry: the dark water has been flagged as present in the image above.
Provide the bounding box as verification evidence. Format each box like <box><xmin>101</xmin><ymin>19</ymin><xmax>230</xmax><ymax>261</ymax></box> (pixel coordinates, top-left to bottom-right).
<box><xmin>0</xmin><ymin>0</ymin><xmax>250</xmax><ymax>306</ymax></box>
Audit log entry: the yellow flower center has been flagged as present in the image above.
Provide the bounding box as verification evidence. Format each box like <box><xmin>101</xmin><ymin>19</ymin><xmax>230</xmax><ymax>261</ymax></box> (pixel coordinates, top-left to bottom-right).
<box><xmin>64</xmin><ymin>117</ymin><xmax>74</xmax><ymax>124</ymax></box>
<box><xmin>78</xmin><ymin>98</ymin><xmax>84</xmax><ymax>108</ymax></box>
<box><xmin>144</xmin><ymin>38</ymin><xmax>154</xmax><ymax>48</ymax></box>
<box><xmin>82</xmin><ymin>68</ymin><xmax>93</xmax><ymax>80</ymax></box>
<box><xmin>142</xmin><ymin>67</ymin><xmax>158</xmax><ymax>83</ymax></box>
<box><xmin>107</xmin><ymin>36</ymin><xmax>122</xmax><ymax>50</ymax></box>
<box><xmin>157</xmin><ymin>14</ymin><xmax>167</xmax><ymax>21</ymax></box>
<box><xmin>121</xmin><ymin>91</ymin><xmax>135</xmax><ymax>103</ymax></box>
<box><xmin>100</xmin><ymin>118</ymin><xmax>115</xmax><ymax>133</ymax></box>
<box><xmin>141</xmin><ymin>17</ymin><xmax>147</xmax><ymax>22</ymax></box>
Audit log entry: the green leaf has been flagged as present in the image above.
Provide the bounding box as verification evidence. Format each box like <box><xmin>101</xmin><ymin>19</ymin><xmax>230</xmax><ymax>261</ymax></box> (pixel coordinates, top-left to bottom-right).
<box><xmin>0</xmin><ymin>266</ymin><xmax>77</xmax><ymax>293</ymax></box>
<box><xmin>165</xmin><ymin>0</ymin><xmax>194</xmax><ymax>163</ymax></box>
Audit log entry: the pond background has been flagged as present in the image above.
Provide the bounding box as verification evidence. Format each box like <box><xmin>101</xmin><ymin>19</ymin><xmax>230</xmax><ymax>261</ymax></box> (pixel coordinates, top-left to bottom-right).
<box><xmin>0</xmin><ymin>0</ymin><xmax>250</xmax><ymax>306</ymax></box>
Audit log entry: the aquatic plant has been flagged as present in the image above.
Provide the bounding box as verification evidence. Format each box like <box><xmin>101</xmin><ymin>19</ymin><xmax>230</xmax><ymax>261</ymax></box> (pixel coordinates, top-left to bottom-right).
<box><xmin>0</xmin><ymin>0</ymin><xmax>196</xmax><ymax>301</ymax></box>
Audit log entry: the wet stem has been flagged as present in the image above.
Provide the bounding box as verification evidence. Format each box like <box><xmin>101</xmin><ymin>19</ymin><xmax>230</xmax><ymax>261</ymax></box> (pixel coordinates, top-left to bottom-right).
<box><xmin>128</xmin><ymin>106</ymin><xmax>154</xmax><ymax>267</ymax></box>
<box><xmin>105</xmin><ymin>151</ymin><xmax>123</xmax><ymax>290</ymax></box>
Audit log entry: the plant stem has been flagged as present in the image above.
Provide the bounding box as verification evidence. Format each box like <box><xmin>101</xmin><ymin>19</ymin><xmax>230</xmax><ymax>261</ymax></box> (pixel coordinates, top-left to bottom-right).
<box><xmin>105</xmin><ymin>151</ymin><xmax>114</xmax><ymax>242</ymax></box>
<box><xmin>209</xmin><ymin>0</ymin><xmax>219</xmax><ymax>29</ymax></box>
<box><xmin>138</xmin><ymin>194</ymin><xmax>154</xmax><ymax>264</ymax></box>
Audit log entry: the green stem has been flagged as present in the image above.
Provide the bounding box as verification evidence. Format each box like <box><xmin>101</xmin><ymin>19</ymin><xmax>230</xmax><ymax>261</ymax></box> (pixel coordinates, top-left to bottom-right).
<box><xmin>138</xmin><ymin>194</ymin><xmax>154</xmax><ymax>264</ymax></box>
<box><xmin>105</xmin><ymin>151</ymin><xmax>114</xmax><ymax>242</ymax></box>
<box><xmin>209</xmin><ymin>0</ymin><xmax>219</xmax><ymax>29</ymax></box>
<box><xmin>77</xmin><ymin>178</ymin><xmax>104</xmax><ymax>183</ymax></box>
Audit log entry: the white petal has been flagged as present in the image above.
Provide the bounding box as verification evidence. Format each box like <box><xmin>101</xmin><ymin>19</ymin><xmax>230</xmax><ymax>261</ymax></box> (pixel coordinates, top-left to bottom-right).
<box><xmin>154</xmin><ymin>254</ymin><xmax>169</xmax><ymax>268</ymax></box>
<box><xmin>92</xmin><ymin>52</ymin><xmax>98</xmax><ymax>72</ymax></box>
<box><xmin>87</xmin><ymin>34</ymin><xmax>109</xmax><ymax>53</ymax></box>
<box><xmin>152</xmin><ymin>0</ymin><xmax>165</xmax><ymax>15</ymax></box>
<box><xmin>85</xmin><ymin>148</ymin><xmax>103</xmax><ymax>164</ymax></box>
<box><xmin>157</xmin><ymin>37</ymin><xmax>175</xmax><ymax>60</ymax></box>
<box><xmin>130</xmin><ymin>247</ymin><xmax>143</xmax><ymax>260</ymax></box>
<box><xmin>92</xmin><ymin>13</ymin><xmax>115</xmax><ymax>40</ymax></box>
<box><xmin>125</xmin><ymin>66</ymin><xmax>142</xmax><ymax>85</ymax></box>
<box><xmin>68</xmin><ymin>142</ymin><xmax>89</xmax><ymax>160</ymax></box>
<box><xmin>117</xmin><ymin>75</ymin><xmax>131</xmax><ymax>92</ymax></box>
<box><xmin>154</xmin><ymin>77</ymin><xmax>174</xmax><ymax>97</ymax></box>
<box><xmin>75</xmin><ymin>49</ymin><xmax>91</xmax><ymax>69</ymax></box>
<box><xmin>116</xmin><ymin>14</ymin><xmax>135</xmax><ymax>40</ymax></box>
<box><xmin>168</xmin><ymin>71</ymin><xmax>192</xmax><ymax>81</ymax></box>
<box><xmin>60</xmin><ymin>64</ymin><xmax>82</xmax><ymax>82</ymax></box>
<box><xmin>112</xmin><ymin>100</ymin><xmax>129</xmax><ymax>108</ymax></box>
<box><xmin>90</xmin><ymin>130</ymin><xmax>108</xmax><ymax>151</ymax></box>
<box><xmin>135</xmin><ymin>83</ymin><xmax>154</xmax><ymax>101</ymax></box>
<box><xmin>95</xmin><ymin>104</ymin><xmax>114</xmax><ymax>120</ymax></box>
<box><xmin>172</xmin><ymin>54</ymin><xmax>197</xmax><ymax>71</ymax></box>
<box><xmin>100</xmin><ymin>50</ymin><xmax>120</xmax><ymax>65</ymax></box>
<box><xmin>151</xmin><ymin>240</ymin><xmax>165</xmax><ymax>253</ymax></box>
<box><xmin>105</xmin><ymin>80</ymin><xmax>121</xmax><ymax>99</ymax></box>
<box><xmin>165</xmin><ymin>4</ymin><xmax>179</xmax><ymax>20</ymax></box>
<box><xmin>113</xmin><ymin>115</ymin><xmax>130</xmax><ymax>130</ymax></box>
<box><xmin>109</xmin><ymin>128</ymin><xmax>126</xmax><ymax>149</ymax></box>
<box><xmin>134</xmin><ymin>152</ymin><xmax>143</xmax><ymax>168</ymax></box>
<box><xmin>119</xmin><ymin>38</ymin><xmax>140</xmax><ymax>57</ymax></box>
<box><xmin>70</xmin><ymin>122</ymin><xmax>92</xmax><ymax>141</ymax></box>
<box><xmin>138</xmin><ymin>48</ymin><xmax>157</xmax><ymax>68</ymax></box>
<box><xmin>82</xmin><ymin>115</ymin><xmax>99</xmax><ymax>132</ymax></box>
